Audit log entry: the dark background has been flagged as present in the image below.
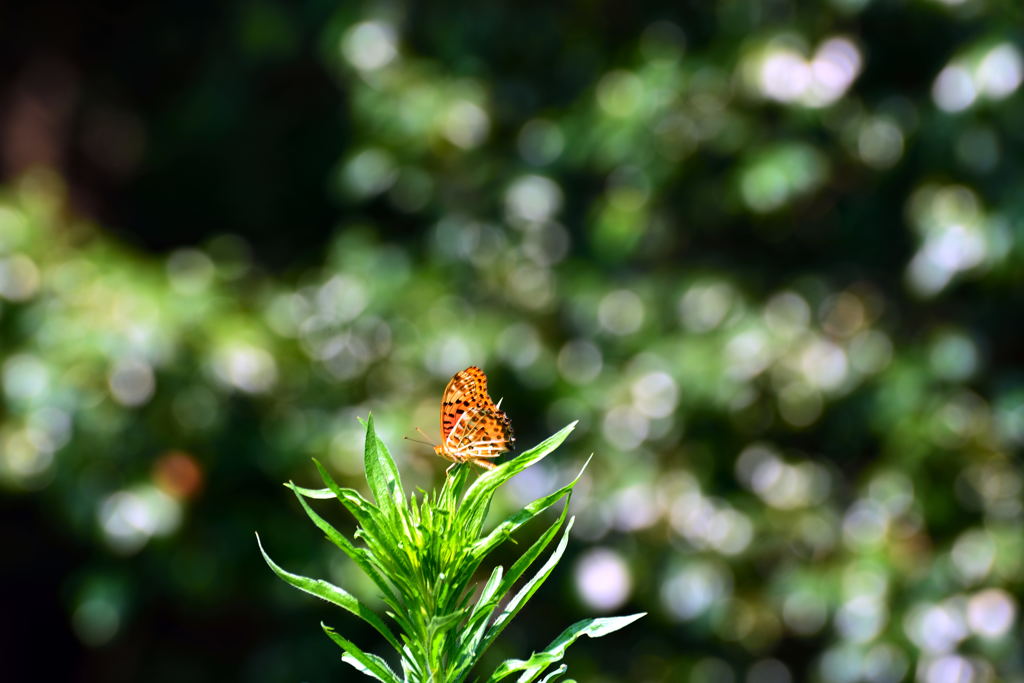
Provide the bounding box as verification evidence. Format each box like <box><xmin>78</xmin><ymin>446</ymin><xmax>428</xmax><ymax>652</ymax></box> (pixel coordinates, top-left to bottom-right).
<box><xmin>1</xmin><ymin>1</ymin><xmax>1023</xmax><ymax>681</ymax></box>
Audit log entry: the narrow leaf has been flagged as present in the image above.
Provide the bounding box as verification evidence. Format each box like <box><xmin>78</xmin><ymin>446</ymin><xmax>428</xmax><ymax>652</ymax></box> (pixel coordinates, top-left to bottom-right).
<box><xmin>489</xmin><ymin>613</ymin><xmax>646</xmax><ymax>682</ymax></box>
<box><xmin>472</xmin><ymin>513</ymin><xmax>574</xmax><ymax>666</ymax></box>
<box><xmin>454</xmin><ymin>501</ymin><xmax>570</xmax><ymax>683</ymax></box>
<box><xmin>362</xmin><ymin>414</ymin><xmax>406</xmax><ymax>517</ymax></box>
<box><xmin>473</xmin><ymin>456</ymin><xmax>591</xmax><ymax>562</ymax></box>
<box><xmin>539</xmin><ymin>664</ymin><xmax>568</xmax><ymax>683</ymax></box>
<box><xmin>323</xmin><ymin>623</ymin><xmax>402</xmax><ymax>683</ymax></box>
<box><xmin>310</xmin><ymin>460</ymin><xmax>380</xmax><ymax>529</ymax></box>
<box><xmin>289</xmin><ymin>485</ymin><xmax>336</xmax><ymax>499</ymax></box>
<box><xmin>311</xmin><ymin>459</ymin><xmax>407</xmax><ymax>566</ymax></box>
<box><xmin>400</xmin><ymin>647</ymin><xmax>421</xmax><ymax>681</ymax></box>
<box><xmin>441</xmin><ymin>565</ymin><xmax>504</xmax><ymax>681</ymax></box>
<box><xmin>496</xmin><ymin>501</ymin><xmax>570</xmax><ymax>614</ymax></box>
<box><xmin>471</xmin><ymin>566</ymin><xmax>504</xmax><ymax>621</ymax></box>
<box><xmin>460</xmin><ymin>423</ymin><xmax>576</xmax><ymax>537</ymax></box>
<box><xmin>341</xmin><ymin>654</ymin><xmax>391</xmax><ymax>682</ymax></box>
<box><xmin>256</xmin><ymin>533</ymin><xmax>401</xmax><ymax>653</ymax></box>
<box><xmin>428</xmin><ymin>608</ymin><xmax>467</xmax><ymax>634</ymax></box>
<box><xmin>284</xmin><ymin>483</ymin><xmax>410</xmax><ymax>633</ymax></box>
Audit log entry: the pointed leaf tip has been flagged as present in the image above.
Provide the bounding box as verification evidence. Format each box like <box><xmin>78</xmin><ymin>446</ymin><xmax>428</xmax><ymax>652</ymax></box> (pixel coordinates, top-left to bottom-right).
<box><xmin>488</xmin><ymin>611</ymin><xmax>645</xmax><ymax>682</ymax></box>
<box><xmin>257</xmin><ymin>533</ymin><xmax>401</xmax><ymax>652</ymax></box>
<box><xmin>362</xmin><ymin>413</ymin><xmax>405</xmax><ymax>514</ymax></box>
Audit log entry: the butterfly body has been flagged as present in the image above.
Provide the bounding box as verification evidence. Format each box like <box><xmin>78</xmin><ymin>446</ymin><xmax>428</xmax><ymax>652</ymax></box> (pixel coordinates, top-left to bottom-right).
<box><xmin>434</xmin><ymin>366</ymin><xmax>514</xmax><ymax>470</ymax></box>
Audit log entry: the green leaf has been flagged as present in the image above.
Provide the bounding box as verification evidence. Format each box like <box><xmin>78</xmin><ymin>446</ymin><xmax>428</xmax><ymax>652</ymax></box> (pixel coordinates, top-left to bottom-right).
<box><xmin>470</xmin><ymin>566</ymin><xmax>504</xmax><ymax>622</ymax></box>
<box><xmin>539</xmin><ymin>664</ymin><xmax>568</xmax><ymax>683</ymax></box>
<box><xmin>309</xmin><ymin>460</ymin><xmax>380</xmax><ymax>529</ymax></box>
<box><xmin>284</xmin><ymin>483</ymin><xmax>412</xmax><ymax>635</ymax></box>
<box><xmin>289</xmin><ymin>484</ymin><xmax>336</xmax><ymax>499</ymax></box>
<box><xmin>479</xmin><ymin>518</ymin><xmax>577</xmax><ymax>655</ymax></box>
<box><xmin>459</xmin><ymin>422</ymin><xmax>577</xmax><ymax>538</ymax></box>
<box><xmin>256</xmin><ymin>533</ymin><xmax>402</xmax><ymax>653</ymax></box>
<box><xmin>472</xmin><ymin>456</ymin><xmax>591</xmax><ymax>563</ymax></box>
<box><xmin>438</xmin><ymin>564</ymin><xmax>503</xmax><ymax>678</ymax></box>
<box><xmin>340</xmin><ymin>654</ymin><xmax>395</xmax><ymax>682</ymax></box>
<box><xmin>323</xmin><ymin>623</ymin><xmax>402</xmax><ymax>683</ymax></box>
<box><xmin>488</xmin><ymin>613</ymin><xmax>646</xmax><ymax>683</ymax></box>
<box><xmin>310</xmin><ymin>459</ymin><xmax>412</xmax><ymax>585</ymax></box>
<box><xmin>461</xmin><ymin>500</ymin><xmax>570</xmax><ymax>673</ymax></box>
<box><xmin>428</xmin><ymin>608</ymin><xmax>467</xmax><ymax>634</ymax></box>
<box><xmin>462</xmin><ymin>509</ymin><xmax>573</xmax><ymax>677</ymax></box>
<box><xmin>399</xmin><ymin>646</ymin><xmax>421</xmax><ymax>681</ymax></box>
<box><xmin>499</xmin><ymin>499</ymin><xmax>571</xmax><ymax>604</ymax></box>
<box><xmin>439</xmin><ymin>462</ymin><xmax>471</xmax><ymax>510</ymax></box>
<box><xmin>362</xmin><ymin>414</ymin><xmax>406</xmax><ymax>518</ymax></box>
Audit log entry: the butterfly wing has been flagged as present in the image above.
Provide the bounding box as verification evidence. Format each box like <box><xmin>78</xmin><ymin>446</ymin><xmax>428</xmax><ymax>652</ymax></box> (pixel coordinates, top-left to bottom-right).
<box><xmin>440</xmin><ymin>366</ymin><xmax>515</xmax><ymax>461</ymax></box>
<box><xmin>440</xmin><ymin>366</ymin><xmax>489</xmax><ymax>442</ymax></box>
<box><xmin>446</xmin><ymin>407</ymin><xmax>514</xmax><ymax>458</ymax></box>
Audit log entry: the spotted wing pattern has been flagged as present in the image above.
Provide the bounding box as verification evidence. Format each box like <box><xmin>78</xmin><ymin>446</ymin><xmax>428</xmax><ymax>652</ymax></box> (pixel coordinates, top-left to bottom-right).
<box><xmin>437</xmin><ymin>366</ymin><xmax>514</xmax><ymax>468</ymax></box>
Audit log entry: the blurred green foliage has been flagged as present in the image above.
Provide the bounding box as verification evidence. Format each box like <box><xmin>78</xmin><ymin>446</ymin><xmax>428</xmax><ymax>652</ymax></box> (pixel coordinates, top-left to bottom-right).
<box><xmin>2</xmin><ymin>0</ymin><xmax>1024</xmax><ymax>681</ymax></box>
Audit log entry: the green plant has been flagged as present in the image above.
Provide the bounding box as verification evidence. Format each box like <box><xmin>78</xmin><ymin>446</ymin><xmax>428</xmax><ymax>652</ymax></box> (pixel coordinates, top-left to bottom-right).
<box><xmin>257</xmin><ymin>415</ymin><xmax>644</xmax><ymax>682</ymax></box>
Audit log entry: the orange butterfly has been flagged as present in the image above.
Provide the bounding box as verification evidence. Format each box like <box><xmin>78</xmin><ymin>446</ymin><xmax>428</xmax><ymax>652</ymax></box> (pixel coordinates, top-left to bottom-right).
<box><xmin>421</xmin><ymin>366</ymin><xmax>514</xmax><ymax>471</ymax></box>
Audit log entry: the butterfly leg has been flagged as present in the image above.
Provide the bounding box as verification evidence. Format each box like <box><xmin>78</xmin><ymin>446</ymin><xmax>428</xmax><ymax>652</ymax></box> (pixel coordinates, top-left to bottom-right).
<box><xmin>445</xmin><ymin>461</ymin><xmax>458</xmax><ymax>476</ymax></box>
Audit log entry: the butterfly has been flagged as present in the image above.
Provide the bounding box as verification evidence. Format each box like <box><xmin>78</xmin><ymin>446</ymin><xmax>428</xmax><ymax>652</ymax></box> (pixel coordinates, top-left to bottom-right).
<box><xmin>418</xmin><ymin>366</ymin><xmax>514</xmax><ymax>471</ymax></box>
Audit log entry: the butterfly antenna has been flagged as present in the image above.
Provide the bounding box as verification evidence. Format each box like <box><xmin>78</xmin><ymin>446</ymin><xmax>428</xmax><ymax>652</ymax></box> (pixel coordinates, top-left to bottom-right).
<box><xmin>404</xmin><ymin>434</ymin><xmax>436</xmax><ymax>447</ymax></box>
<box><xmin>405</xmin><ymin>428</ymin><xmax>438</xmax><ymax>448</ymax></box>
